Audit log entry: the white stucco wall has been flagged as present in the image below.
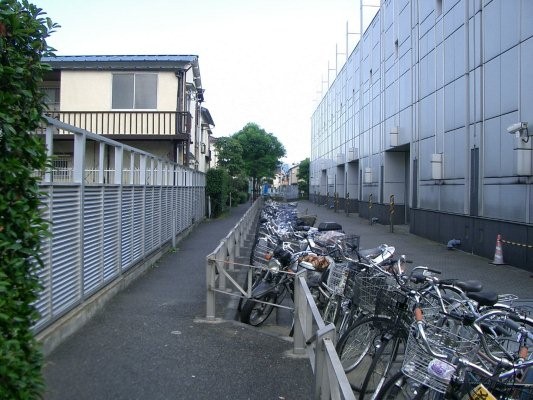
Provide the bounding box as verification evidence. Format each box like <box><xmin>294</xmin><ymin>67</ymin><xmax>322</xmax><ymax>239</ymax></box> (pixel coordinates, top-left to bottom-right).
<box><xmin>59</xmin><ymin>70</ymin><xmax>178</xmax><ymax>111</ymax></box>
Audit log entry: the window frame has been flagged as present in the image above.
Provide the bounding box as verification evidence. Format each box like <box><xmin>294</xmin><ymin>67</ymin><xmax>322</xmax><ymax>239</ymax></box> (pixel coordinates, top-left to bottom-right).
<box><xmin>111</xmin><ymin>72</ymin><xmax>158</xmax><ymax>110</ymax></box>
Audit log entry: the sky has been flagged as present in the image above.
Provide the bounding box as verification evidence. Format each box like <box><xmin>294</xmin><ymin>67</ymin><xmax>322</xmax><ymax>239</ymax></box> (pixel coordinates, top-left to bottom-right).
<box><xmin>39</xmin><ymin>0</ymin><xmax>378</xmax><ymax>165</ymax></box>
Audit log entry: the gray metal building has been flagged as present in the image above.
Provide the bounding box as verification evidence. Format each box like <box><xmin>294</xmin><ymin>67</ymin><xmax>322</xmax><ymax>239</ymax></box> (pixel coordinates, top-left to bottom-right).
<box><xmin>310</xmin><ymin>0</ymin><xmax>533</xmax><ymax>271</ymax></box>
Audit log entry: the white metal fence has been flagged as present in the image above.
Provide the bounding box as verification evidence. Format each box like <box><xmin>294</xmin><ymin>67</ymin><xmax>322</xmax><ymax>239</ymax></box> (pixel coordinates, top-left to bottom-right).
<box><xmin>34</xmin><ymin>117</ymin><xmax>205</xmax><ymax>332</ymax></box>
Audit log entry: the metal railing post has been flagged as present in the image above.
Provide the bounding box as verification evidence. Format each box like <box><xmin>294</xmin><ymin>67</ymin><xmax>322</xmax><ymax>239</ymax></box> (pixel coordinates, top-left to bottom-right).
<box><xmin>234</xmin><ymin>228</ymin><xmax>241</xmax><ymax>258</ymax></box>
<box><xmin>205</xmin><ymin>255</ymin><xmax>217</xmax><ymax>320</ymax></box>
<box><xmin>314</xmin><ymin>324</ymin><xmax>336</xmax><ymax>399</ymax></box>
<box><xmin>225</xmin><ymin>232</ymin><xmax>235</xmax><ymax>273</ymax></box>
<box><xmin>293</xmin><ymin>271</ymin><xmax>307</xmax><ymax>355</ymax></box>
<box><xmin>215</xmin><ymin>246</ymin><xmax>227</xmax><ymax>291</ymax></box>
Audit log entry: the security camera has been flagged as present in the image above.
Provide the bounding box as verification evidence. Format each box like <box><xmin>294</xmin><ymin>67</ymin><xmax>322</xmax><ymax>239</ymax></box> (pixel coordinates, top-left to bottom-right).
<box><xmin>507</xmin><ymin>122</ymin><xmax>528</xmax><ymax>134</ymax></box>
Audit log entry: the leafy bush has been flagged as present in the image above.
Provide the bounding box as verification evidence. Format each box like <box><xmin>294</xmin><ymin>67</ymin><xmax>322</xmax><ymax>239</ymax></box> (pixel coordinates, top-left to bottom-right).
<box><xmin>237</xmin><ymin>192</ymin><xmax>248</xmax><ymax>204</ymax></box>
<box><xmin>206</xmin><ymin>168</ymin><xmax>229</xmax><ymax>217</ymax></box>
<box><xmin>0</xmin><ymin>1</ymin><xmax>57</xmax><ymax>398</ymax></box>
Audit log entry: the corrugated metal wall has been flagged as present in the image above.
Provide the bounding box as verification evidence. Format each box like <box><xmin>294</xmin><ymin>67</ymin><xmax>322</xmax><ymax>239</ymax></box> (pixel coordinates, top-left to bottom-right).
<box><xmin>34</xmin><ymin>183</ymin><xmax>205</xmax><ymax>332</ymax></box>
<box><xmin>34</xmin><ymin>118</ymin><xmax>206</xmax><ymax>332</ymax></box>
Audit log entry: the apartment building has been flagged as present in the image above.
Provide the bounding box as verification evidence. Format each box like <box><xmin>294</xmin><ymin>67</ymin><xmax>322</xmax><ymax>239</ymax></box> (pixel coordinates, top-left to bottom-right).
<box><xmin>41</xmin><ymin>55</ymin><xmax>215</xmax><ymax>174</ymax></box>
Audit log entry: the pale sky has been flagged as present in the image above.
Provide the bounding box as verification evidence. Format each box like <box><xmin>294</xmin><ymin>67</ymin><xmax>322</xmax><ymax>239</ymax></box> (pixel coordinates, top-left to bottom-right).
<box><xmin>40</xmin><ymin>0</ymin><xmax>378</xmax><ymax>165</ymax></box>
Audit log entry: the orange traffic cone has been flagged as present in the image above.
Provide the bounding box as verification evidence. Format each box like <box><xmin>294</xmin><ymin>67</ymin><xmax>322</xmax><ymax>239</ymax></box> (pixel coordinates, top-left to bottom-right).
<box><xmin>491</xmin><ymin>234</ymin><xmax>506</xmax><ymax>265</ymax></box>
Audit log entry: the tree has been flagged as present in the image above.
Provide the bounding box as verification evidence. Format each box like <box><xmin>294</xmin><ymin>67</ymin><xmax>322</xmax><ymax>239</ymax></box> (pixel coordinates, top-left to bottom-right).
<box><xmin>233</xmin><ymin>123</ymin><xmax>286</xmax><ymax>199</ymax></box>
<box><xmin>213</xmin><ymin>136</ymin><xmax>244</xmax><ymax>178</ymax></box>
<box><xmin>0</xmin><ymin>1</ymin><xmax>57</xmax><ymax>398</ymax></box>
<box><xmin>297</xmin><ymin>158</ymin><xmax>310</xmax><ymax>198</ymax></box>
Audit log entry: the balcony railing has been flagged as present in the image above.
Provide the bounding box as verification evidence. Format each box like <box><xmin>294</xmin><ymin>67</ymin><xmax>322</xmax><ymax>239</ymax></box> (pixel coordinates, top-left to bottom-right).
<box><xmin>45</xmin><ymin>111</ymin><xmax>192</xmax><ymax>137</ymax></box>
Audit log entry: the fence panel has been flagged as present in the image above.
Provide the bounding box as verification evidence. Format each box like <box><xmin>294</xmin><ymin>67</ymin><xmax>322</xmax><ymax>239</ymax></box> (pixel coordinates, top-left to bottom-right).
<box><xmin>50</xmin><ymin>186</ymin><xmax>82</xmax><ymax>316</ymax></box>
<box><xmin>34</xmin><ymin>117</ymin><xmax>206</xmax><ymax>333</ymax></box>
<box><xmin>103</xmin><ymin>186</ymin><xmax>121</xmax><ymax>282</ymax></box>
<box><xmin>83</xmin><ymin>186</ymin><xmax>104</xmax><ymax>295</ymax></box>
<box><xmin>121</xmin><ymin>187</ymin><xmax>134</xmax><ymax>268</ymax></box>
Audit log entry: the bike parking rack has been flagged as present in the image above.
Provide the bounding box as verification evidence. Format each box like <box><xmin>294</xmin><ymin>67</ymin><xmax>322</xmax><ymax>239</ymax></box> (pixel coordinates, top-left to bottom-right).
<box><xmin>205</xmin><ymin>198</ymin><xmax>355</xmax><ymax>400</ymax></box>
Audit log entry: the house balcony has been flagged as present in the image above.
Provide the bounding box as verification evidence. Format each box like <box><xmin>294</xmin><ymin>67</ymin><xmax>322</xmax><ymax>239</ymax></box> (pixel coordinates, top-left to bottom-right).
<box><xmin>45</xmin><ymin>111</ymin><xmax>192</xmax><ymax>140</ymax></box>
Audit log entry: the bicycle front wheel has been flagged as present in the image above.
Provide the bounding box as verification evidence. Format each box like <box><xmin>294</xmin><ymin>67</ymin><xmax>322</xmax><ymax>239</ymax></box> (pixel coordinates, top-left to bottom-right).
<box><xmin>360</xmin><ymin>333</ymin><xmax>406</xmax><ymax>400</ymax></box>
<box><xmin>336</xmin><ymin>315</ymin><xmax>393</xmax><ymax>373</ymax></box>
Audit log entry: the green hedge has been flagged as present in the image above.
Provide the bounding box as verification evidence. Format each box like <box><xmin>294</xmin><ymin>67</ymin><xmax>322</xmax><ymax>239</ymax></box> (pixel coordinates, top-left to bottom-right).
<box><xmin>237</xmin><ymin>192</ymin><xmax>248</xmax><ymax>204</ymax></box>
<box><xmin>206</xmin><ymin>168</ymin><xmax>229</xmax><ymax>218</ymax></box>
<box><xmin>0</xmin><ymin>1</ymin><xmax>57</xmax><ymax>398</ymax></box>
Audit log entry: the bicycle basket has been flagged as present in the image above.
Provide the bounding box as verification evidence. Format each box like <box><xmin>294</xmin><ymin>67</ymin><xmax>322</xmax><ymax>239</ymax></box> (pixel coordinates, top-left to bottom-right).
<box><xmin>251</xmin><ymin>241</ymin><xmax>273</xmax><ymax>269</ymax></box>
<box><xmin>402</xmin><ymin>321</ymin><xmax>480</xmax><ymax>393</ymax></box>
<box><xmin>338</xmin><ymin>234</ymin><xmax>360</xmax><ymax>259</ymax></box>
<box><xmin>374</xmin><ymin>286</ymin><xmax>410</xmax><ymax>322</ymax></box>
<box><xmin>353</xmin><ymin>270</ymin><xmax>395</xmax><ymax>313</ymax></box>
<box><xmin>326</xmin><ymin>262</ymin><xmax>349</xmax><ymax>295</ymax></box>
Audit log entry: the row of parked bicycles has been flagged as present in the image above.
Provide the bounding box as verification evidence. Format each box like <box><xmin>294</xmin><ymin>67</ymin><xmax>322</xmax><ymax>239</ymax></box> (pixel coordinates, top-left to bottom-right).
<box><xmin>239</xmin><ymin>200</ymin><xmax>532</xmax><ymax>400</ymax></box>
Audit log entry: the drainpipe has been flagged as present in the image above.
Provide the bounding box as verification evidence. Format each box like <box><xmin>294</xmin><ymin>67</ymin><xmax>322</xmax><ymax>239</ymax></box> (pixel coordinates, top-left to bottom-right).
<box><xmin>464</xmin><ymin>0</ymin><xmax>471</xmax><ymax>215</ymax></box>
<box><xmin>191</xmin><ymin>58</ymin><xmax>203</xmax><ymax>170</ymax></box>
<box><xmin>174</xmin><ymin>69</ymin><xmax>189</xmax><ymax>165</ymax></box>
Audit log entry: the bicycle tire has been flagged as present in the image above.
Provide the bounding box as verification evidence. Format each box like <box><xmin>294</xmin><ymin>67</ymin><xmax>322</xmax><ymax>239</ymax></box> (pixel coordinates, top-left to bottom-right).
<box><xmin>336</xmin><ymin>315</ymin><xmax>394</xmax><ymax>374</ymax></box>
<box><xmin>359</xmin><ymin>333</ymin><xmax>406</xmax><ymax>400</ymax></box>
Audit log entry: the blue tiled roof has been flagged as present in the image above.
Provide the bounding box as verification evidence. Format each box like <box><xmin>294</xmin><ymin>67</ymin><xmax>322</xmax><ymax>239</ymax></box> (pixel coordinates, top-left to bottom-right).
<box><xmin>42</xmin><ymin>54</ymin><xmax>199</xmax><ymax>70</ymax></box>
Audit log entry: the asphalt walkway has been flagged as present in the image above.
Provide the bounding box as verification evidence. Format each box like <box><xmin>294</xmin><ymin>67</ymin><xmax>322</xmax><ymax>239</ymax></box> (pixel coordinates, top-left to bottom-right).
<box><xmin>43</xmin><ymin>202</ymin><xmax>314</xmax><ymax>400</ymax></box>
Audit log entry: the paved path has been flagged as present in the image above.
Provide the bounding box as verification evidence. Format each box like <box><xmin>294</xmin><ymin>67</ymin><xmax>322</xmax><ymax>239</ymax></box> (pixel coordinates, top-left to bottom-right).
<box><xmin>43</xmin><ymin>202</ymin><xmax>314</xmax><ymax>400</ymax></box>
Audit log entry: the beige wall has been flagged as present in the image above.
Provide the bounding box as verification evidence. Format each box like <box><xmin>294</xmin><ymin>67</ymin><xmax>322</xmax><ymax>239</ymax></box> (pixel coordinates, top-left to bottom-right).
<box><xmin>59</xmin><ymin>71</ymin><xmax>178</xmax><ymax>111</ymax></box>
<box><xmin>60</xmin><ymin>71</ymin><xmax>110</xmax><ymax>110</ymax></box>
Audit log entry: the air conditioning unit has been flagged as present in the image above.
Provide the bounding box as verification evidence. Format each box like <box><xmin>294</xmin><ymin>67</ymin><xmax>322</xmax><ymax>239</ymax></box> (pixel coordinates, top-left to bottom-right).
<box><xmin>390</xmin><ymin>126</ymin><xmax>399</xmax><ymax>147</ymax></box>
<box><xmin>336</xmin><ymin>153</ymin><xmax>345</xmax><ymax>165</ymax></box>
<box><xmin>364</xmin><ymin>167</ymin><xmax>373</xmax><ymax>183</ymax></box>
<box><xmin>431</xmin><ymin>153</ymin><xmax>443</xmax><ymax>180</ymax></box>
<box><xmin>516</xmin><ymin>141</ymin><xmax>532</xmax><ymax>176</ymax></box>
<box><xmin>347</xmin><ymin>147</ymin><xmax>359</xmax><ymax>161</ymax></box>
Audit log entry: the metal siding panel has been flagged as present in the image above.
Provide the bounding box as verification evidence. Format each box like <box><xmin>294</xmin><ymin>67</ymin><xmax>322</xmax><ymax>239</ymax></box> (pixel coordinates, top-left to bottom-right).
<box><xmin>121</xmin><ymin>187</ymin><xmax>134</xmax><ymax>268</ymax></box>
<box><xmin>132</xmin><ymin>187</ymin><xmax>144</xmax><ymax>262</ymax></box>
<box><xmin>185</xmin><ymin>188</ymin><xmax>191</xmax><ymax>228</ymax></box>
<box><xmin>144</xmin><ymin>187</ymin><xmax>154</xmax><ymax>253</ymax></box>
<box><xmin>51</xmin><ymin>187</ymin><xmax>81</xmax><ymax>316</ymax></box>
<box><xmin>153</xmin><ymin>187</ymin><xmax>162</xmax><ymax>248</ymax></box>
<box><xmin>103</xmin><ymin>187</ymin><xmax>120</xmax><ymax>281</ymax></box>
<box><xmin>34</xmin><ymin>190</ymin><xmax>52</xmax><ymax>329</ymax></box>
<box><xmin>177</xmin><ymin>187</ymin><xmax>184</xmax><ymax>233</ymax></box>
<box><xmin>83</xmin><ymin>187</ymin><xmax>103</xmax><ymax>295</ymax></box>
<box><xmin>161</xmin><ymin>187</ymin><xmax>171</xmax><ymax>241</ymax></box>
<box><xmin>34</xmin><ymin>160</ymin><xmax>205</xmax><ymax>334</ymax></box>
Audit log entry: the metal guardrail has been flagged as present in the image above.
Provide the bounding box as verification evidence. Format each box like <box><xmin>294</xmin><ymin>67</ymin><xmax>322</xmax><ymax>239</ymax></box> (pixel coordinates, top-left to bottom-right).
<box><xmin>293</xmin><ymin>272</ymin><xmax>355</xmax><ymax>400</ymax></box>
<box><xmin>205</xmin><ymin>200</ymin><xmax>355</xmax><ymax>400</ymax></box>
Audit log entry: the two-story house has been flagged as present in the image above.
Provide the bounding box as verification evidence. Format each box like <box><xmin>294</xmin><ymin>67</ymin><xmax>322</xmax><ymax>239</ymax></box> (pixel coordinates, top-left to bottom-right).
<box><xmin>41</xmin><ymin>55</ymin><xmax>215</xmax><ymax>174</ymax></box>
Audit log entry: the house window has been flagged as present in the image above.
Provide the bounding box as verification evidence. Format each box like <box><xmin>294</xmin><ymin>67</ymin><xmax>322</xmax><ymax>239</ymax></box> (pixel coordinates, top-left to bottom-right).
<box><xmin>43</xmin><ymin>86</ymin><xmax>60</xmax><ymax>111</ymax></box>
<box><xmin>112</xmin><ymin>73</ymin><xmax>157</xmax><ymax>109</ymax></box>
